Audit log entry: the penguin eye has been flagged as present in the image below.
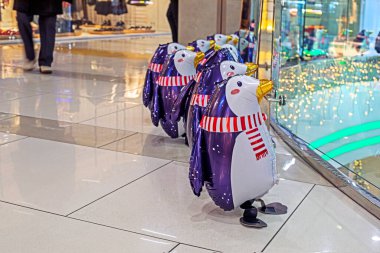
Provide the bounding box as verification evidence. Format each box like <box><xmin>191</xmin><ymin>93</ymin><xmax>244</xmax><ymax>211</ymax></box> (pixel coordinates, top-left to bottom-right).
<box><xmin>181</xmin><ymin>53</ymin><xmax>185</xmax><ymax>57</ymax></box>
<box><xmin>230</xmin><ymin>65</ymin><xmax>235</xmax><ymax>70</ymax></box>
<box><xmin>174</xmin><ymin>46</ymin><xmax>178</xmax><ymax>49</ymax></box>
<box><xmin>237</xmin><ymin>81</ymin><xmax>243</xmax><ymax>87</ymax></box>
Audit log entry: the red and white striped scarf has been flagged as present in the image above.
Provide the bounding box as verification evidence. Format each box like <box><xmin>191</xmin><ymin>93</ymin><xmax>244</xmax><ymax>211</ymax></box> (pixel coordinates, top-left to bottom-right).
<box><xmin>195</xmin><ymin>72</ymin><xmax>203</xmax><ymax>82</ymax></box>
<box><xmin>148</xmin><ymin>63</ymin><xmax>163</xmax><ymax>73</ymax></box>
<box><xmin>190</xmin><ymin>94</ymin><xmax>210</xmax><ymax>107</ymax></box>
<box><xmin>200</xmin><ymin>112</ymin><xmax>268</xmax><ymax>161</ymax></box>
<box><xmin>157</xmin><ymin>75</ymin><xmax>196</xmax><ymax>87</ymax></box>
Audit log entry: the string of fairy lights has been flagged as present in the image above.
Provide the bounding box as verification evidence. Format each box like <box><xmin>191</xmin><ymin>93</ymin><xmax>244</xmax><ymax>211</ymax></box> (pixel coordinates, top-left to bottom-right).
<box><xmin>275</xmin><ymin>55</ymin><xmax>380</xmax><ymax>130</ymax></box>
<box><xmin>274</xmin><ymin>55</ymin><xmax>380</xmax><ymax>195</ymax></box>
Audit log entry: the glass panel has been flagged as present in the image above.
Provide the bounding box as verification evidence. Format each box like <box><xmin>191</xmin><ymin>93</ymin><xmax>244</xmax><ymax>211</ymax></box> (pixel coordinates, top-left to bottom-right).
<box><xmin>274</xmin><ymin>0</ymin><xmax>380</xmax><ymax>199</ymax></box>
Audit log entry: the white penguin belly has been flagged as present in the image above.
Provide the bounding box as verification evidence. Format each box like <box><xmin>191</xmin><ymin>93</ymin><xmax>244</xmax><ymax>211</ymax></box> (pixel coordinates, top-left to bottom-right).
<box><xmin>230</xmin><ymin>125</ymin><xmax>277</xmax><ymax>208</ymax></box>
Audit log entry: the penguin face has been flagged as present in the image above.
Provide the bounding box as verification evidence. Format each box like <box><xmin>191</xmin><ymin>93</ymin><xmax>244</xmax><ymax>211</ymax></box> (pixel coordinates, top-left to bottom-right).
<box><xmin>168</xmin><ymin>43</ymin><xmax>186</xmax><ymax>55</ymax></box>
<box><xmin>215</xmin><ymin>34</ymin><xmax>229</xmax><ymax>46</ymax></box>
<box><xmin>225</xmin><ymin>75</ymin><xmax>260</xmax><ymax>115</ymax></box>
<box><xmin>221</xmin><ymin>44</ymin><xmax>240</xmax><ymax>62</ymax></box>
<box><xmin>239</xmin><ymin>38</ymin><xmax>249</xmax><ymax>52</ymax></box>
<box><xmin>228</xmin><ymin>34</ymin><xmax>239</xmax><ymax>47</ymax></box>
<box><xmin>196</xmin><ymin>40</ymin><xmax>212</xmax><ymax>53</ymax></box>
<box><xmin>220</xmin><ymin>61</ymin><xmax>247</xmax><ymax>80</ymax></box>
<box><xmin>173</xmin><ymin>50</ymin><xmax>197</xmax><ymax>76</ymax></box>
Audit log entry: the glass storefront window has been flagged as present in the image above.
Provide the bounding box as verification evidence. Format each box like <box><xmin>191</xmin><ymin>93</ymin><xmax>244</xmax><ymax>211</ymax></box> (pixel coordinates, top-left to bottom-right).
<box><xmin>273</xmin><ymin>0</ymin><xmax>380</xmax><ymax>200</ymax></box>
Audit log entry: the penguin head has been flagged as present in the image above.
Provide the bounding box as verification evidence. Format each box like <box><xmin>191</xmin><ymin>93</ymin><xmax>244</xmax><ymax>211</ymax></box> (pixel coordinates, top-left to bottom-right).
<box><xmin>220</xmin><ymin>61</ymin><xmax>258</xmax><ymax>79</ymax></box>
<box><xmin>215</xmin><ymin>34</ymin><xmax>232</xmax><ymax>46</ymax></box>
<box><xmin>225</xmin><ymin>75</ymin><xmax>273</xmax><ymax>115</ymax></box>
<box><xmin>167</xmin><ymin>43</ymin><xmax>186</xmax><ymax>55</ymax></box>
<box><xmin>196</xmin><ymin>40</ymin><xmax>215</xmax><ymax>53</ymax></box>
<box><xmin>221</xmin><ymin>44</ymin><xmax>240</xmax><ymax>62</ymax></box>
<box><xmin>239</xmin><ymin>38</ymin><xmax>249</xmax><ymax>52</ymax></box>
<box><xmin>228</xmin><ymin>34</ymin><xmax>240</xmax><ymax>47</ymax></box>
<box><xmin>173</xmin><ymin>50</ymin><xmax>205</xmax><ymax>76</ymax></box>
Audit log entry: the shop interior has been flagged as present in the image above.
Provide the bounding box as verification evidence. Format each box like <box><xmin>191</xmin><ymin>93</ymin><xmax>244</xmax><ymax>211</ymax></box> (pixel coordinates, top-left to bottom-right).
<box><xmin>0</xmin><ymin>0</ymin><xmax>170</xmax><ymax>41</ymax></box>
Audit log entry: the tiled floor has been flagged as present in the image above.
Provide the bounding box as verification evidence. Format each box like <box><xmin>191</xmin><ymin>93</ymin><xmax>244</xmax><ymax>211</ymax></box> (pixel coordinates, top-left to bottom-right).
<box><xmin>0</xmin><ymin>36</ymin><xmax>379</xmax><ymax>253</ymax></box>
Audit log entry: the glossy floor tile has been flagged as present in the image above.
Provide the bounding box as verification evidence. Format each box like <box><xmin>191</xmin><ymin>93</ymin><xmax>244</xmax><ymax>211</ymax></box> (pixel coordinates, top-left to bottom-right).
<box><xmin>172</xmin><ymin>245</ymin><xmax>216</xmax><ymax>253</ymax></box>
<box><xmin>0</xmin><ymin>112</ymin><xmax>16</xmax><ymax>121</ymax></box>
<box><xmin>0</xmin><ymin>133</ymin><xmax>26</xmax><ymax>145</ymax></box>
<box><xmin>12</xmin><ymin>78</ymin><xmax>133</xmax><ymax>99</ymax></box>
<box><xmin>0</xmin><ymin>202</ymin><xmax>176</xmax><ymax>253</ymax></box>
<box><xmin>0</xmin><ymin>115</ymin><xmax>135</xmax><ymax>148</ymax></box>
<box><xmin>0</xmin><ymin>87</ymin><xmax>45</xmax><ymax>102</ymax></box>
<box><xmin>0</xmin><ymin>74</ymin><xmax>66</xmax><ymax>93</ymax></box>
<box><xmin>276</xmin><ymin>152</ymin><xmax>331</xmax><ymax>186</ymax></box>
<box><xmin>0</xmin><ymin>137</ymin><xmax>170</xmax><ymax>215</ymax></box>
<box><xmin>264</xmin><ymin>185</ymin><xmax>380</xmax><ymax>253</ymax></box>
<box><xmin>71</xmin><ymin>162</ymin><xmax>313</xmax><ymax>253</ymax></box>
<box><xmin>82</xmin><ymin>105</ymin><xmax>168</xmax><ymax>136</ymax></box>
<box><xmin>0</xmin><ymin>93</ymin><xmax>134</xmax><ymax>123</ymax></box>
<box><xmin>102</xmin><ymin>133</ymin><xmax>190</xmax><ymax>162</ymax></box>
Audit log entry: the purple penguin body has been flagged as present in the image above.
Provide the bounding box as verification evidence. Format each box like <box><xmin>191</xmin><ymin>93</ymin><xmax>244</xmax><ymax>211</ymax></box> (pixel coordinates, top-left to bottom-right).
<box><xmin>143</xmin><ymin>43</ymin><xmax>186</xmax><ymax>108</ymax></box>
<box><xmin>186</xmin><ymin>49</ymin><xmax>246</xmax><ymax>148</ymax></box>
<box><xmin>153</xmin><ymin>50</ymin><xmax>198</xmax><ymax>138</ymax></box>
<box><xmin>171</xmin><ymin>48</ymin><xmax>238</xmax><ymax>140</ymax></box>
<box><xmin>190</xmin><ymin>81</ymin><xmax>239</xmax><ymax>210</ymax></box>
<box><xmin>143</xmin><ymin>44</ymin><xmax>167</xmax><ymax>108</ymax></box>
<box><xmin>190</xmin><ymin>76</ymin><xmax>277</xmax><ymax>211</ymax></box>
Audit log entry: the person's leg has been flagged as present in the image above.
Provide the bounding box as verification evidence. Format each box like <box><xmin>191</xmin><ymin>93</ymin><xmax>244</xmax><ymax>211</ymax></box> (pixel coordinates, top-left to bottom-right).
<box><xmin>16</xmin><ymin>12</ymin><xmax>35</xmax><ymax>62</ymax></box>
<box><xmin>166</xmin><ymin>3</ymin><xmax>177</xmax><ymax>42</ymax></box>
<box><xmin>172</xmin><ymin>0</ymin><xmax>179</xmax><ymax>43</ymax></box>
<box><xmin>38</xmin><ymin>15</ymin><xmax>57</xmax><ymax>68</ymax></box>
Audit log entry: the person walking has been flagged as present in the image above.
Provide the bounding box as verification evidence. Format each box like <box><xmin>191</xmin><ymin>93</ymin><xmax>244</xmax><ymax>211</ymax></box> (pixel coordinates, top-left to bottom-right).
<box><xmin>166</xmin><ymin>0</ymin><xmax>178</xmax><ymax>43</ymax></box>
<box><xmin>13</xmin><ymin>0</ymin><xmax>72</xmax><ymax>74</ymax></box>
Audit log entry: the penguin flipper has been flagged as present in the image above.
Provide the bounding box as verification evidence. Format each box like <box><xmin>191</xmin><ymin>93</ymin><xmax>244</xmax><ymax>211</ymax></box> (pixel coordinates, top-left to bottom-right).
<box><xmin>189</xmin><ymin>127</ymin><xmax>206</xmax><ymax>196</ymax></box>
<box><xmin>171</xmin><ymin>79</ymin><xmax>196</xmax><ymax>122</ymax></box>
<box><xmin>143</xmin><ymin>69</ymin><xmax>154</xmax><ymax>107</ymax></box>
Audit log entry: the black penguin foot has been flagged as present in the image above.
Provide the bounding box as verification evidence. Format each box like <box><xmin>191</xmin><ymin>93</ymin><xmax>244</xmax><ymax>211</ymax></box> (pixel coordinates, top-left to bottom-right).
<box><xmin>184</xmin><ymin>135</ymin><xmax>189</xmax><ymax>146</ymax></box>
<box><xmin>240</xmin><ymin>207</ymin><xmax>267</xmax><ymax>228</ymax></box>
<box><xmin>240</xmin><ymin>199</ymin><xmax>255</xmax><ymax>209</ymax></box>
<box><xmin>257</xmin><ymin>199</ymin><xmax>288</xmax><ymax>215</ymax></box>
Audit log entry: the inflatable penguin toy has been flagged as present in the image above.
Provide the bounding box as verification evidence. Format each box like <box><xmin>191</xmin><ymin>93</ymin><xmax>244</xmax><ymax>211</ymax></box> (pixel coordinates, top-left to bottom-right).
<box><xmin>228</xmin><ymin>34</ymin><xmax>240</xmax><ymax>48</ymax></box>
<box><xmin>143</xmin><ymin>43</ymin><xmax>187</xmax><ymax>107</ymax></box>
<box><xmin>171</xmin><ymin>47</ymin><xmax>249</xmax><ymax>143</ymax></box>
<box><xmin>239</xmin><ymin>38</ymin><xmax>249</xmax><ymax>62</ymax></box>
<box><xmin>207</xmin><ymin>34</ymin><xmax>232</xmax><ymax>46</ymax></box>
<box><xmin>189</xmin><ymin>39</ymin><xmax>219</xmax><ymax>72</ymax></box>
<box><xmin>188</xmin><ymin>39</ymin><xmax>216</xmax><ymax>53</ymax></box>
<box><xmin>190</xmin><ymin>75</ymin><xmax>287</xmax><ymax>228</ymax></box>
<box><xmin>151</xmin><ymin>49</ymin><xmax>205</xmax><ymax>138</ymax></box>
<box><xmin>221</xmin><ymin>44</ymin><xmax>244</xmax><ymax>63</ymax></box>
<box><xmin>179</xmin><ymin>59</ymin><xmax>257</xmax><ymax>148</ymax></box>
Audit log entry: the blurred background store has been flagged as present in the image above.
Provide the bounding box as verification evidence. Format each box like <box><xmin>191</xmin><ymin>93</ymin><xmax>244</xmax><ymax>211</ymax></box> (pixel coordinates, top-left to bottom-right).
<box><xmin>0</xmin><ymin>0</ymin><xmax>171</xmax><ymax>41</ymax></box>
